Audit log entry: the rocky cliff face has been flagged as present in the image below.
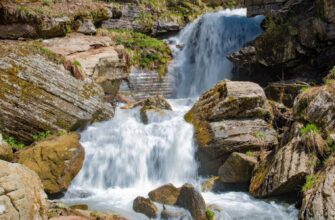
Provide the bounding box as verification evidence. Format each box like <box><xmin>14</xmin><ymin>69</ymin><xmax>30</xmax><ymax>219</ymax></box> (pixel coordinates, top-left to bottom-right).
<box><xmin>231</xmin><ymin>0</ymin><xmax>335</xmax><ymax>85</ymax></box>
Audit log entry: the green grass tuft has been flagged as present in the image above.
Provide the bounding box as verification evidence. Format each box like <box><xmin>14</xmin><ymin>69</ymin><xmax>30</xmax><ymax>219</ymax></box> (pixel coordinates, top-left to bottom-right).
<box><xmin>73</xmin><ymin>60</ymin><xmax>82</xmax><ymax>67</ymax></box>
<box><xmin>302</xmin><ymin>175</ymin><xmax>316</xmax><ymax>192</ymax></box>
<box><xmin>300</xmin><ymin>123</ymin><xmax>320</xmax><ymax>135</ymax></box>
<box><xmin>3</xmin><ymin>136</ymin><xmax>26</xmax><ymax>149</ymax></box>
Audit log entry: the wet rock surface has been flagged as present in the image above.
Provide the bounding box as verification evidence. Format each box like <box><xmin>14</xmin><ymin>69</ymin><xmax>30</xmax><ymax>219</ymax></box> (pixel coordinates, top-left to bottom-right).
<box><xmin>148</xmin><ymin>184</ymin><xmax>181</xmax><ymax>205</ymax></box>
<box><xmin>133</xmin><ymin>196</ymin><xmax>158</xmax><ymax>219</ymax></box>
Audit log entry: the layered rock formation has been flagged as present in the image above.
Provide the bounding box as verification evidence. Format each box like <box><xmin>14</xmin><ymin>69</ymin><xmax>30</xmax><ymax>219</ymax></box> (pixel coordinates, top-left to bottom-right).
<box><xmin>0</xmin><ymin>43</ymin><xmax>113</xmax><ymax>143</ymax></box>
<box><xmin>185</xmin><ymin>80</ymin><xmax>277</xmax><ymax>175</ymax></box>
<box><xmin>0</xmin><ymin>160</ymin><xmax>48</xmax><ymax>220</ymax></box>
<box><xmin>43</xmin><ymin>33</ymin><xmax>130</xmax><ymax>101</ymax></box>
<box><xmin>15</xmin><ymin>133</ymin><xmax>84</xmax><ymax>194</ymax></box>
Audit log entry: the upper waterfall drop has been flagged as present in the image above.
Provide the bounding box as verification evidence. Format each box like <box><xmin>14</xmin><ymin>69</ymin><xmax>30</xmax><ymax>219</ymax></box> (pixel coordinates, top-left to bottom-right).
<box><xmin>170</xmin><ymin>9</ymin><xmax>264</xmax><ymax>97</ymax></box>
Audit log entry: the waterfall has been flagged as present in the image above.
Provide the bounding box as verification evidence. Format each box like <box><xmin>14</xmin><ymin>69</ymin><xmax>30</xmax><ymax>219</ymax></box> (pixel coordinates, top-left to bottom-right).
<box><xmin>169</xmin><ymin>9</ymin><xmax>264</xmax><ymax>97</ymax></box>
<box><xmin>64</xmin><ymin>9</ymin><xmax>298</xmax><ymax>220</ymax></box>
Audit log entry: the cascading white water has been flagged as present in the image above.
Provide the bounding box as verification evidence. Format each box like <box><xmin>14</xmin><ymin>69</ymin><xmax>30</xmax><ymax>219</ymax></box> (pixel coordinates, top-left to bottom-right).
<box><xmin>169</xmin><ymin>9</ymin><xmax>264</xmax><ymax>97</ymax></box>
<box><xmin>63</xmin><ymin>9</ymin><xmax>299</xmax><ymax>220</ymax></box>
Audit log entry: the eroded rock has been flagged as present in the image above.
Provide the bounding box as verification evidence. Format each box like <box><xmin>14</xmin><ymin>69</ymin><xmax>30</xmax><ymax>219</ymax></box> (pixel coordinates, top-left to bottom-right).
<box><xmin>148</xmin><ymin>184</ymin><xmax>180</xmax><ymax>205</ymax></box>
<box><xmin>133</xmin><ymin>196</ymin><xmax>158</xmax><ymax>219</ymax></box>
<box><xmin>16</xmin><ymin>133</ymin><xmax>84</xmax><ymax>194</ymax></box>
<box><xmin>0</xmin><ymin>160</ymin><xmax>48</xmax><ymax>220</ymax></box>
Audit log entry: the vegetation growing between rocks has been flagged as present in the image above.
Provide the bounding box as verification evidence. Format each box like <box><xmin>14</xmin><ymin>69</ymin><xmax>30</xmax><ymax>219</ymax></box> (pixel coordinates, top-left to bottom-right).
<box><xmin>3</xmin><ymin>136</ymin><xmax>26</xmax><ymax>149</ymax></box>
<box><xmin>33</xmin><ymin>131</ymin><xmax>52</xmax><ymax>142</ymax></box>
<box><xmin>300</xmin><ymin>123</ymin><xmax>320</xmax><ymax>135</ymax></box>
<box><xmin>302</xmin><ymin>175</ymin><xmax>316</xmax><ymax>192</ymax></box>
<box><xmin>97</xmin><ymin>29</ymin><xmax>172</xmax><ymax>77</ymax></box>
<box><xmin>205</xmin><ymin>208</ymin><xmax>215</xmax><ymax>220</ymax></box>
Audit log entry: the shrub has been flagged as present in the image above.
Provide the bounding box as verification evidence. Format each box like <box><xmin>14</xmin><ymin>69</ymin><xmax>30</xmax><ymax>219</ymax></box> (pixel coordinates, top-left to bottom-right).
<box><xmin>205</xmin><ymin>208</ymin><xmax>215</xmax><ymax>220</ymax></box>
<box><xmin>3</xmin><ymin>136</ymin><xmax>25</xmax><ymax>149</ymax></box>
<box><xmin>43</xmin><ymin>0</ymin><xmax>51</xmax><ymax>6</ymax></box>
<box><xmin>246</xmin><ymin>151</ymin><xmax>255</xmax><ymax>157</ymax></box>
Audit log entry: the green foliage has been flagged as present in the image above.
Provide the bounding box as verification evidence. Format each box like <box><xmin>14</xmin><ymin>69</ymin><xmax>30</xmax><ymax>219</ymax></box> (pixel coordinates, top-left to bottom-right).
<box><xmin>205</xmin><ymin>208</ymin><xmax>215</xmax><ymax>220</ymax></box>
<box><xmin>100</xmin><ymin>29</ymin><xmax>172</xmax><ymax>77</ymax></box>
<box><xmin>254</xmin><ymin>131</ymin><xmax>265</xmax><ymax>139</ymax></box>
<box><xmin>225</xmin><ymin>0</ymin><xmax>237</xmax><ymax>9</ymax></box>
<box><xmin>57</xmin><ymin>130</ymin><xmax>67</xmax><ymax>136</ymax></box>
<box><xmin>300</xmin><ymin>86</ymin><xmax>311</xmax><ymax>93</ymax></box>
<box><xmin>32</xmin><ymin>130</ymin><xmax>51</xmax><ymax>142</ymax></box>
<box><xmin>300</xmin><ymin>123</ymin><xmax>320</xmax><ymax>135</ymax></box>
<box><xmin>246</xmin><ymin>151</ymin><xmax>255</xmax><ymax>157</ymax></box>
<box><xmin>3</xmin><ymin>136</ymin><xmax>25</xmax><ymax>149</ymax></box>
<box><xmin>73</xmin><ymin>60</ymin><xmax>82</xmax><ymax>67</ymax></box>
<box><xmin>302</xmin><ymin>175</ymin><xmax>316</xmax><ymax>192</ymax></box>
<box><xmin>43</xmin><ymin>0</ymin><xmax>51</xmax><ymax>6</ymax></box>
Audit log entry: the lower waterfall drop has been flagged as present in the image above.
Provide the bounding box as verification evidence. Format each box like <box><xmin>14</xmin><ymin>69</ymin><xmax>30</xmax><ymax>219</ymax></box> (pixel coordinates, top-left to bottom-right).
<box><xmin>63</xmin><ymin>9</ymin><xmax>299</xmax><ymax>220</ymax></box>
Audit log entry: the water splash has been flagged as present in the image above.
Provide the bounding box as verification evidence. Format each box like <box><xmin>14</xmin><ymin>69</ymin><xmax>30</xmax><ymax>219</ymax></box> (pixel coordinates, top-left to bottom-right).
<box><xmin>169</xmin><ymin>9</ymin><xmax>264</xmax><ymax>97</ymax></box>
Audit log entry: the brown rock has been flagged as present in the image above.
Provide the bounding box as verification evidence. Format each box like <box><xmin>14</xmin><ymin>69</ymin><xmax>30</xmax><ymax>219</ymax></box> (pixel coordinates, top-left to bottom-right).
<box><xmin>250</xmin><ymin>138</ymin><xmax>318</xmax><ymax>197</ymax></box>
<box><xmin>16</xmin><ymin>133</ymin><xmax>85</xmax><ymax>194</ymax></box>
<box><xmin>0</xmin><ymin>160</ymin><xmax>48</xmax><ymax>220</ymax></box>
<box><xmin>0</xmin><ymin>134</ymin><xmax>13</xmax><ymax>161</ymax></box>
<box><xmin>133</xmin><ymin>196</ymin><xmax>158</xmax><ymax>219</ymax></box>
<box><xmin>175</xmin><ymin>184</ymin><xmax>206</xmax><ymax>220</ymax></box>
<box><xmin>148</xmin><ymin>184</ymin><xmax>180</xmax><ymax>205</ymax></box>
<box><xmin>218</xmin><ymin>152</ymin><xmax>257</xmax><ymax>183</ymax></box>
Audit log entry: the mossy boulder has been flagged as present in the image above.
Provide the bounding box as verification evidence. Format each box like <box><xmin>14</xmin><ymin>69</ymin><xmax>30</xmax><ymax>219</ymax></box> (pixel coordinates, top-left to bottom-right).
<box><xmin>185</xmin><ymin>80</ymin><xmax>277</xmax><ymax>175</ymax></box>
<box><xmin>0</xmin><ymin>44</ymin><xmax>113</xmax><ymax>143</ymax></box>
<box><xmin>15</xmin><ymin>133</ymin><xmax>85</xmax><ymax>194</ymax></box>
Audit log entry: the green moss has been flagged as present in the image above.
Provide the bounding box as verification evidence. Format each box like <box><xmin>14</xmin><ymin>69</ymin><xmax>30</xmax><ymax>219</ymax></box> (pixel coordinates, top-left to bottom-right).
<box><xmin>73</xmin><ymin>60</ymin><xmax>82</xmax><ymax>67</ymax></box>
<box><xmin>98</xmin><ymin>29</ymin><xmax>172</xmax><ymax>76</ymax></box>
<box><xmin>302</xmin><ymin>175</ymin><xmax>316</xmax><ymax>192</ymax></box>
<box><xmin>32</xmin><ymin>130</ymin><xmax>51</xmax><ymax>142</ymax></box>
<box><xmin>205</xmin><ymin>208</ymin><xmax>215</xmax><ymax>220</ymax></box>
<box><xmin>43</xmin><ymin>0</ymin><xmax>51</xmax><ymax>6</ymax></box>
<box><xmin>300</xmin><ymin>123</ymin><xmax>320</xmax><ymax>135</ymax></box>
<box><xmin>246</xmin><ymin>151</ymin><xmax>255</xmax><ymax>157</ymax></box>
<box><xmin>3</xmin><ymin>135</ymin><xmax>26</xmax><ymax>149</ymax></box>
<box><xmin>254</xmin><ymin>131</ymin><xmax>265</xmax><ymax>139</ymax></box>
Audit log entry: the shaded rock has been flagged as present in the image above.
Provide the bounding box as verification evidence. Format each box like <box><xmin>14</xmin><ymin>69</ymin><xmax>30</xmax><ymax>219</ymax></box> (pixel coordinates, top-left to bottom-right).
<box><xmin>218</xmin><ymin>152</ymin><xmax>257</xmax><ymax>184</ymax></box>
<box><xmin>16</xmin><ymin>133</ymin><xmax>85</xmax><ymax>194</ymax></box>
<box><xmin>196</xmin><ymin>119</ymin><xmax>278</xmax><ymax>175</ymax></box>
<box><xmin>201</xmin><ymin>176</ymin><xmax>221</xmax><ymax>192</ymax></box>
<box><xmin>175</xmin><ymin>184</ymin><xmax>206</xmax><ymax>220</ymax></box>
<box><xmin>0</xmin><ymin>160</ymin><xmax>48</xmax><ymax>220</ymax></box>
<box><xmin>0</xmin><ymin>51</ymin><xmax>113</xmax><ymax>143</ymax></box>
<box><xmin>0</xmin><ymin>134</ymin><xmax>13</xmax><ymax>161</ymax></box>
<box><xmin>293</xmin><ymin>82</ymin><xmax>335</xmax><ymax>131</ymax></box>
<box><xmin>148</xmin><ymin>184</ymin><xmax>180</xmax><ymax>205</ymax></box>
<box><xmin>161</xmin><ymin>208</ymin><xmax>187</xmax><ymax>220</ymax></box>
<box><xmin>250</xmin><ymin>138</ymin><xmax>318</xmax><ymax>198</ymax></box>
<box><xmin>300</xmin><ymin>156</ymin><xmax>335</xmax><ymax>220</ymax></box>
<box><xmin>76</xmin><ymin>19</ymin><xmax>96</xmax><ymax>35</ymax></box>
<box><xmin>133</xmin><ymin>196</ymin><xmax>158</xmax><ymax>219</ymax></box>
<box><xmin>265</xmin><ymin>81</ymin><xmax>310</xmax><ymax>108</ymax></box>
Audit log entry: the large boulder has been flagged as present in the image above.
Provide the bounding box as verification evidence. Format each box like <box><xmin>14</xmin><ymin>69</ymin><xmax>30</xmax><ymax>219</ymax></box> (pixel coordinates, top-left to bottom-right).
<box><xmin>0</xmin><ymin>48</ymin><xmax>114</xmax><ymax>143</ymax></box>
<box><xmin>175</xmin><ymin>184</ymin><xmax>206</xmax><ymax>220</ymax></box>
<box><xmin>148</xmin><ymin>184</ymin><xmax>180</xmax><ymax>205</ymax></box>
<box><xmin>250</xmin><ymin>138</ymin><xmax>318</xmax><ymax>197</ymax></box>
<box><xmin>132</xmin><ymin>196</ymin><xmax>158</xmax><ymax>219</ymax></box>
<box><xmin>15</xmin><ymin>133</ymin><xmax>85</xmax><ymax>194</ymax></box>
<box><xmin>0</xmin><ymin>160</ymin><xmax>48</xmax><ymax>220</ymax></box>
<box><xmin>218</xmin><ymin>152</ymin><xmax>257</xmax><ymax>184</ymax></box>
<box><xmin>300</xmin><ymin>156</ymin><xmax>335</xmax><ymax>220</ymax></box>
<box><xmin>293</xmin><ymin>82</ymin><xmax>335</xmax><ymax>131</ymax></box>
<box><xmin>185</xmin><ymin>80</ymin><xmax>277</xmax><ymax>175</ymax></box>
